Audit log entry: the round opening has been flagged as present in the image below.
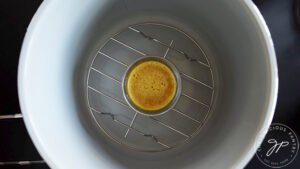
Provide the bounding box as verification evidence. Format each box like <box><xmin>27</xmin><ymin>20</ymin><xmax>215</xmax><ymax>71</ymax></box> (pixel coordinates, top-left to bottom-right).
<box><xmin>123</xmin><ymin>56</ymin><xmax>181</xmax><ymax>116</ymax></box>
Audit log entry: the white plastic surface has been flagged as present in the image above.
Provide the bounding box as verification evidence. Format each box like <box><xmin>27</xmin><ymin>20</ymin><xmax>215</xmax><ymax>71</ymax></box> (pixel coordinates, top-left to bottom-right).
<box><xmin>18</xmin><ymin>0</ymin><xmax>278</xmax><ymax>169</ymax></box>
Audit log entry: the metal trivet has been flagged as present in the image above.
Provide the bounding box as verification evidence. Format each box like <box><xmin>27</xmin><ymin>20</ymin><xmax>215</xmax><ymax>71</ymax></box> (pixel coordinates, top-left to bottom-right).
<box><xmin>87</xmin><ymin>23</ymin><xmax>215</xmax><ymax>152</ymax></box>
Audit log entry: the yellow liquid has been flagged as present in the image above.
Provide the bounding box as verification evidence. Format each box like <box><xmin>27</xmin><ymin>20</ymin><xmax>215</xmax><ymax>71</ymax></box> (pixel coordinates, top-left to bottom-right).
<box><xmin>126</xmin><ymin>60</ymin><xmax>177</xmax><ymax>112</ymax></box>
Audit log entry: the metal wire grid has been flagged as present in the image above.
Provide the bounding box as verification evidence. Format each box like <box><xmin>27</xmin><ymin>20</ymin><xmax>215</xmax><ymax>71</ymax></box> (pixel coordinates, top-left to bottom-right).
<box><xmin>86</xmin><ymin>23</ymin><xmax>215</xmax><ymax>152</ymax></box>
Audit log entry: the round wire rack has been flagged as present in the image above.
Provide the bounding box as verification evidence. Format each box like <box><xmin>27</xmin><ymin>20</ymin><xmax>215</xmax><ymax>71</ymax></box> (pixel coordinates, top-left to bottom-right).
<box><xmin>87</xmin><ymin>23</ymin><xmax>215</xmax><ymax>152</ymax></box>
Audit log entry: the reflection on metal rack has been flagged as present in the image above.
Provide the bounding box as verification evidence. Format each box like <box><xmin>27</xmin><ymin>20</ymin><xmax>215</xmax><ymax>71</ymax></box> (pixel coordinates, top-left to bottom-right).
<box><xmin>87</xmin><ymin>23</ymin><xmax>215</xmax><ymax>151</ymax></box>
<box><xmin>124</xmin><ymin>112</ymin><xmax>137</xmax><ymax>138</ymax></box>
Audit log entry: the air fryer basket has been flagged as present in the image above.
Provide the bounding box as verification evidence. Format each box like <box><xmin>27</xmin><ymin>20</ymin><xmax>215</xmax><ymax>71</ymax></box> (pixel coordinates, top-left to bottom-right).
<box><xmin>18</xmin><ymin>0</ymin><xmax>277</xmax><ymax>169</ymax></box>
